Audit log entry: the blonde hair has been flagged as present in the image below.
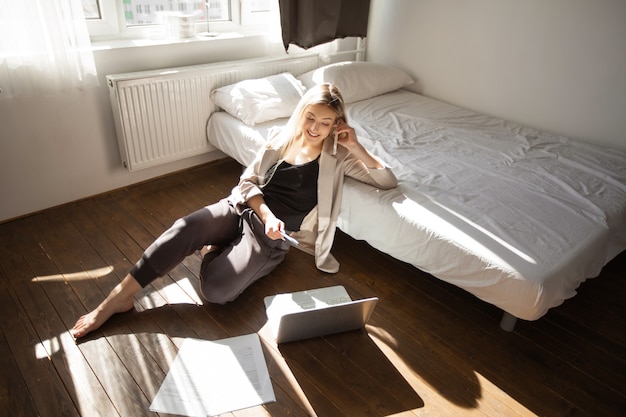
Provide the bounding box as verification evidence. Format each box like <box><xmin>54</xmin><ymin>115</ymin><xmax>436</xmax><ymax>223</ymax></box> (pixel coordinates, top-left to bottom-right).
<box><xmin>268</xmin><ymin>83</ymin><xmax>346</xmax><ymax>150</ymax></box>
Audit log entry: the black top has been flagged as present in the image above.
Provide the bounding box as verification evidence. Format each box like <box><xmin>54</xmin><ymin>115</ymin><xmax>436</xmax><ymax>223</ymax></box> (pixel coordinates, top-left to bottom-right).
<box><xmin>262</xmin><ymin>158</ymin><xmax>319</xmax><ymax>231</ymax></box>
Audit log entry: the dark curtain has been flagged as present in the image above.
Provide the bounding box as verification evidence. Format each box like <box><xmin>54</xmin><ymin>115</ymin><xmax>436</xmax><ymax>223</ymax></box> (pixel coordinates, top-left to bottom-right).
<box><xmin>278</xmin><ymin>0</ymin><xmax>371</xmax><ymax>51</ymax></box>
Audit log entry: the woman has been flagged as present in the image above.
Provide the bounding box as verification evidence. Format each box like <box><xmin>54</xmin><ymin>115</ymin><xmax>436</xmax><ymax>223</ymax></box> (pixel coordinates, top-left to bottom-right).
<box><xmin>71</xmin><ymin>83</ymin><xmax>397</xmax><ymax>339</ymax></box>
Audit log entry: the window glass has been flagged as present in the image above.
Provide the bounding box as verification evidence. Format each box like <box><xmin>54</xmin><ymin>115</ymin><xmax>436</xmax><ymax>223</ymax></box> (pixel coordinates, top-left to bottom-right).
<box><xmin>123</xmin><ymin>0</ymin><xmax>230</xmax><ymax>26</ymax></box>
<box><xmin>82</xmin><ymin>0</ymin><xmax>102</xmax><ymax>19</ymax></box>
<box><xmin>241</xmin><ymin>0</ymin><xmax>272</xmax><ymax>25</ymax></box>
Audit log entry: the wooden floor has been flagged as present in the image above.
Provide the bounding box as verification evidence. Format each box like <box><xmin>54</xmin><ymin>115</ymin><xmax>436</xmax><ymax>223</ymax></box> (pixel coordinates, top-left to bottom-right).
<box><xmin>1</xmin><ymin>158</ymin><xmax>624</xmax><ymax>417</ymax></box>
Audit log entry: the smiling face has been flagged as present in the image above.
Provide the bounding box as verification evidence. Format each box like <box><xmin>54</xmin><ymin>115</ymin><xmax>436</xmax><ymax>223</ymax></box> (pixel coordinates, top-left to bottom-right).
<box><xmin>299</xmin><ymin>103</ymin><xmax>338</xmax><ymax>146</ymax></box>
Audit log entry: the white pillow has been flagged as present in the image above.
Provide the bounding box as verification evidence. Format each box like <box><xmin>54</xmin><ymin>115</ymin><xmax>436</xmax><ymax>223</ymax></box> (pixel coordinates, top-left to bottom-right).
<box><xmin>297</xmin><ymin>61</ymin><xmax>414</xmax><ymax>104</ymax></box>
<box><xmin>211</xmin><ymin>72</ymin><xmax>306</xmax><ymax>125</ymax></box>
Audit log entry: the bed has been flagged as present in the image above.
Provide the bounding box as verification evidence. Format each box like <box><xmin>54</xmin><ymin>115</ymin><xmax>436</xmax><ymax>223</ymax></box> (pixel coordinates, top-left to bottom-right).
<box><xmin>205</xmin><ymin>59</ymin><xmax>626</xmax><ymax>330</ymax></box>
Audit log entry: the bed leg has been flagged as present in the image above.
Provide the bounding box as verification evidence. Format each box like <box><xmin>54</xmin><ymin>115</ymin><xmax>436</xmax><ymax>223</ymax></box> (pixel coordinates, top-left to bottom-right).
<box><xmin>499</xmin><ymin>312</ymin><xmax>517</xmax><ymax>332</ymax></box>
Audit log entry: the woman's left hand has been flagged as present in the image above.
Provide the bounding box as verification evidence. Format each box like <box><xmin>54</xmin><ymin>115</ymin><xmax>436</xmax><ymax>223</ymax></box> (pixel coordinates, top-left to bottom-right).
<box><xmin>334</xmin><ymin>119</ymin><xmax>384</xmax><ymax>169</ymax></box>
<box><xmin>333</xmin><ymin>119</ymin><xmax>359</xmax><ymax>151</ymax></box>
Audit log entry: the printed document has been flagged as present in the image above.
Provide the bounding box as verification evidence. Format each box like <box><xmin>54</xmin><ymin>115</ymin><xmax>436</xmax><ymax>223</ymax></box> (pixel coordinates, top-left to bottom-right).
<box><xmin>149</xmin><ymin>334</ymin><xmax>275</xmax><ymax>417</ymax></box>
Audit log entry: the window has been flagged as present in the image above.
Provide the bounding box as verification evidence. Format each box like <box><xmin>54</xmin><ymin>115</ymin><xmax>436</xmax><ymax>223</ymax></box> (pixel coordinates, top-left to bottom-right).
<box><xmin>84</xmin><ymin>0</ymin><xmax>275</xmax><ymax>40</ymax></box>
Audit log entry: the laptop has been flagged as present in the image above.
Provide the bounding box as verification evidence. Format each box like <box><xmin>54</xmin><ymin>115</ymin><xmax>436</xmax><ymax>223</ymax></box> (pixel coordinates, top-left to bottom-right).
<box><xmin>263</xmin><ymin>285</ymin><xmax>378</xmax><ymax>343</ymax></box>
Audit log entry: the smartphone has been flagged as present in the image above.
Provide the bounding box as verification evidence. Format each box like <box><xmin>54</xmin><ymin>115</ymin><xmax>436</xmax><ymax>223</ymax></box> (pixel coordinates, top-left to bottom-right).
<box><xmin>333</xmin><ymin>118</ymin><xmax>343</xmax><ymax>155</ymax></box>
<box><xmin>280</xmin><ymin>231</ymin><xmax>299</xmax><ymax>246</ymax></box>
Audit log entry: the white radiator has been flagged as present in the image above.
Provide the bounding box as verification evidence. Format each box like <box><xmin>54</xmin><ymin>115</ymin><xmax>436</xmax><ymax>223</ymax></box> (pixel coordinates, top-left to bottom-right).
<box><xmin>107</xmin><ymin>54</ymin><xmax>320</xmax><ymax>171</ymax></box>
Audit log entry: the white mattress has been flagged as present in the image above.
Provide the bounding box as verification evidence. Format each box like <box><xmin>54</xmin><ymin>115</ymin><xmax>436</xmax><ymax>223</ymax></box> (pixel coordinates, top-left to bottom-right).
<box><xmin>207</xmin><ymin>90</ymin><xmax>626</xmax><ymax>320</ymax></box>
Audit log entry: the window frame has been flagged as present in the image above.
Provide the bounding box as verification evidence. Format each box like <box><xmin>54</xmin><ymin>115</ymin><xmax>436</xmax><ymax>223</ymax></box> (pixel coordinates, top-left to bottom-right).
<box><xmin>86</xmin><ymin>0</ymin><xmax>274</xmax><ymax>41</ymax></box>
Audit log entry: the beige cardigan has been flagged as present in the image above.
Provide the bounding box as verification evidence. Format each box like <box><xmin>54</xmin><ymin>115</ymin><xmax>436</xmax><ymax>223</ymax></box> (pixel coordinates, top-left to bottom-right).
<box><xmin>229</xmin><ymin>136</ymin><xmax>398</xmax><ymax>273</ymax></box>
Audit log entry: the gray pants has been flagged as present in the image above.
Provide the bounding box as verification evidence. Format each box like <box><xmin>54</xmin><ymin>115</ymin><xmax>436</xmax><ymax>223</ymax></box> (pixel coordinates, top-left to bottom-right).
<box><xmin>130</xmin><ymin>198</ymin><xmax>290</xmax><ymax>303</ymax></box>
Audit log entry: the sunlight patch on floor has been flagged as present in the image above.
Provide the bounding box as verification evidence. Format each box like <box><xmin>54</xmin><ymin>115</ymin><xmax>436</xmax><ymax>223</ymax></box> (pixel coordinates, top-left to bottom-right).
<box><xmin>174</xmin><ymin>276</ymin><xmax>204</xmax><ymax>305</ymax></box>
<box><xmin>31</xmin><ymin>266</ymin><xmax>115</xmax><ymax>282</ymax></box>
<box><xmin>370</xmin><ymin>324</ymin><xmax>539</xmax><ymax>417</ymax></box>
<box><xmin>368</xmin><ymin>326</ymin><xmax>476</xmax><ymax>415</ymax></box>
<box><xmin>473</xmin><ymin>371</ymin><xmax>538</xmax><ymax>417</ymax></box>
<box><xmin>150</xmin><ymin>277</ymin><xmax>203</xmax><ymax>306</ymax></box>
<box><xmin>34</xmin><ymin>336</ymin><xmax>61</xmax><ymax>360</ymax></box>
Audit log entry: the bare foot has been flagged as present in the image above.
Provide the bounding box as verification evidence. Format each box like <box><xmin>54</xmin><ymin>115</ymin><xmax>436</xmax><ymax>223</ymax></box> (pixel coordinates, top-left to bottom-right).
<box><xmin>70</xmin><ymin>274</ymin><xmax>140</xmax><ymax>339</ymax></box>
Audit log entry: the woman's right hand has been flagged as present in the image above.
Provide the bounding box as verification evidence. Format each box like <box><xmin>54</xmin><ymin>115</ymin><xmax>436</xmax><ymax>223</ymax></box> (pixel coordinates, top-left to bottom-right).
<box><xmin>246</xmin><ymin>195</ymin><xmax>285</xmax><ymax>240</ymax></box>
<box><xmin>264</xmin><ymin>214</ymin><xmax>285</xmax><ymax>240</ymax></box>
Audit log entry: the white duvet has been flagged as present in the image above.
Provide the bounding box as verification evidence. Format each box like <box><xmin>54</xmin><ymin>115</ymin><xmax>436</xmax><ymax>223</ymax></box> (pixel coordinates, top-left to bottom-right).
<box><xmin>207</xmin><ymin>90</ymin><xmax>626</xmax><ymax>321</ymax></box>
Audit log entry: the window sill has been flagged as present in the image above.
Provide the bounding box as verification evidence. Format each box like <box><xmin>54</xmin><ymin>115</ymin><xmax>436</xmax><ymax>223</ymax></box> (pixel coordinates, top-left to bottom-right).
<box><xmin>90</xmin><ymin>31</ymin><xmax>257</xmax><ymax>52</ymax></box>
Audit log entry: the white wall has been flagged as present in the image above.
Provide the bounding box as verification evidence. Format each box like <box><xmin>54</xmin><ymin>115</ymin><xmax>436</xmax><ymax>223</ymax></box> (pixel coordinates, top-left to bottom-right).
<box><xmin>0</xmin><ymin>35</ymin><xmax>284</xmax><ymax>222</ymax></box>
<box><xmin>367</xmin><ymin>0</ymin><xmax>626</xmax><ymax>152</ymax></box>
